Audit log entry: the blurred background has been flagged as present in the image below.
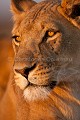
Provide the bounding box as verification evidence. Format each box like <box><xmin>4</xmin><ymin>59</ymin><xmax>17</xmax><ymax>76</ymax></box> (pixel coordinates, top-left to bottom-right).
<box><xmin>0</xmin><ymin>0</ymin><xmax>41</xmax><ymax>99</ymax></box>
<box><xmin>0</xmin><ymin>0</ymin><xmax>41</xmax><ymax>34</ymax></box>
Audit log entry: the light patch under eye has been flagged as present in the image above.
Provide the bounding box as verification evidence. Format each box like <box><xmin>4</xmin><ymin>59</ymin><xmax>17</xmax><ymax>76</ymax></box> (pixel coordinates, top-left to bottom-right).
<box><xmin>48</xmin><ymin>31</ymin><xmax>55</xmax><ymax>37</ymax></box>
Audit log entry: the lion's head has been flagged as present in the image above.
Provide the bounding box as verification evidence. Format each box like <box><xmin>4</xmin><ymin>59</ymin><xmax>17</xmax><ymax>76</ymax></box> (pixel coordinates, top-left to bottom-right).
<box><xmin>11</xmin><ymin>0</ymin><xmax>80</xmax><ymax>101</ymax></box>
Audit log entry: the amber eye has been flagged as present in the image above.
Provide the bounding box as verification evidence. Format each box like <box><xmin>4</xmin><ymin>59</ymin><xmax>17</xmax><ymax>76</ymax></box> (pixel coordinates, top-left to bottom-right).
<box><xmin>12</xmin><ymin>36</ymin><xmax>21</xmax><ymax>46</ymax></box>
<box><xmin>12</xmin><ymin>36</ymin><xmax>21</xmax><ymax>42</ymax></box>
<box><xmin>47</xmin><ymin>31</ymin><xmax>55</xmax><ymax>37</ymax></box>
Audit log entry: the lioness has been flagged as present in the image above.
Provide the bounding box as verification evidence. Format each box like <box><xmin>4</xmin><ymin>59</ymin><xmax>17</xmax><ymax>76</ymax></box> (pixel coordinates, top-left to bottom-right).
<box><xmin>0</xmin><ymin>0</ymin><xmax>80</xmax><ymax>120</ymax></box>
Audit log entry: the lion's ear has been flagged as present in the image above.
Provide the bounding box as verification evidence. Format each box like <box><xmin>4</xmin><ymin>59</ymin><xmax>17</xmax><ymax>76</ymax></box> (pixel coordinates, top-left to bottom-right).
<box><xmin>11</xmin><ymin>0</ymin><xmax>37</xmax><ymax>15</ymax></box>
<box><xmin>61</xmin><ymin>0</ymin><xmax>80</xmax><ymax>18</ymax></box>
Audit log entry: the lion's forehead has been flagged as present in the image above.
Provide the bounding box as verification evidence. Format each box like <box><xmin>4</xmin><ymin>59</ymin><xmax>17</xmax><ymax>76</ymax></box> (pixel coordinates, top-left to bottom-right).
<box><xmin>20</xmin><ymin>14</ymin><xmax>58</xmax><ymax>38</ymax></box>
<box><xmin>13</xmin><ymin>1</ymin><xmax>60</xmax><ymax>35</ymax></box>
<box><xmin>21</xmin><ymin>1</ymin><xmax>59</xmax><ymax>26</ymax></box>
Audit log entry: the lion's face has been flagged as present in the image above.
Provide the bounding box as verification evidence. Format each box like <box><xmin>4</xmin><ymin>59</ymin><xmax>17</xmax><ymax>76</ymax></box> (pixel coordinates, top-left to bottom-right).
<box><xmin>11</xmin><ymin>0</ymin><xmax>80</xmax><ymax>101</ymax></box>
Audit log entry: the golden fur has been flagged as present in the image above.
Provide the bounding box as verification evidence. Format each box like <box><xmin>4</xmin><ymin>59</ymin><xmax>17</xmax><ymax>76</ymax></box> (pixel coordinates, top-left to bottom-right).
<box><xmin>0</xmin><ymin>0</ymin><xmax>80</xmax><ymax>120</ymax></box>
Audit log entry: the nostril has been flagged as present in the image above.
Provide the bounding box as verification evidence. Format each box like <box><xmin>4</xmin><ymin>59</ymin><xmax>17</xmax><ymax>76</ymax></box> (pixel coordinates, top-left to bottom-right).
<box><xmin>15</xmin><ymin>68</ymin><xmax>28</xmax><ymax>79</ymax></box>
<box><xmin>15</xmin><ymin>63</ymin><xmax>37</xmax><ymax>79</ymax></box>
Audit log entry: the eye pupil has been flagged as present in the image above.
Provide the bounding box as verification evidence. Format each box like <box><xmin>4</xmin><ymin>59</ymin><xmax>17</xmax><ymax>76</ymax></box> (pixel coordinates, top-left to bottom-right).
<box><xmin>12</xmin><ymin>35</ymin><xmax>21</xmax><ymax>46</ymax></box>
<box><xmin>12</xmin><ymin>36</ymin><xmax>21</xmax><ymax>42</ymax></box>
<box><xmin>15</xmin><ymin>37</ymin><xmax>21</xmax><ymax>42</ymax></box>
<box><xmin>48</xmin><ymin>31</ymin><xmax>54</xmax><ymax>37</ymax></box>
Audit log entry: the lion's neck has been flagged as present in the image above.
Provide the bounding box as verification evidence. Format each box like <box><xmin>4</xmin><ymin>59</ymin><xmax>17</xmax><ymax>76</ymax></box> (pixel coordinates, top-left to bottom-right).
<box><xmin>15</xmin><ymin>81</ymin><xmax>80</xmax><ymax>120</ymax></box>
<box><xmin>0</xmin><ymin>77</ymin><xmax>80</xmax><ymax>120</ymax></box>
<box><xmin>49</xmin><ymin>81</ymin><xmax>80</xmax><ymax>120</ymax></box>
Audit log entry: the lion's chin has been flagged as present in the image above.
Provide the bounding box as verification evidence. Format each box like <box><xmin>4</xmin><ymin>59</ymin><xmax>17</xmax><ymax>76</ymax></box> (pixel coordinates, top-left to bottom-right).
<box><xmin>14</xmin><ymin>72</ymin><xmax>50</xmax><ymax>101</ymax></box>
<box><xmin>23</xmin><ymin>86</ymin><xmax>50</xmax><ymax>101</ymax></box>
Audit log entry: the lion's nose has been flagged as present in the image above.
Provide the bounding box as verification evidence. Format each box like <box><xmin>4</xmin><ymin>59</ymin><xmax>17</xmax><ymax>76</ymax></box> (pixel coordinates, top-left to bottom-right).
<box><xmin>15</xmin><ymin>64</ymin><xmax>37</xmax><ymax>79</ymax></box>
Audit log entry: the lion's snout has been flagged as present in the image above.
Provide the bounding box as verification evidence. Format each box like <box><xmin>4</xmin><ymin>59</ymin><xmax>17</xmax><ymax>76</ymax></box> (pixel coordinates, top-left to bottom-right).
<box><xmin>15</xmin><ymin>62</ymin><xmax>58</xmax><ymax>88</ymax></box>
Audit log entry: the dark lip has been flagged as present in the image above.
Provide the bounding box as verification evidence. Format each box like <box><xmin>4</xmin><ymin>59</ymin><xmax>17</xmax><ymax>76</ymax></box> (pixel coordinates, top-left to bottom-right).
<box><xmin>48</xmin><ymin>81</ymin><xmax>57</xmax><ymax>89</ymax></box>
<box><xmin>27</xmin><ymin>81</ymin><xmax>57</xmax><ymax>89</ymax></box>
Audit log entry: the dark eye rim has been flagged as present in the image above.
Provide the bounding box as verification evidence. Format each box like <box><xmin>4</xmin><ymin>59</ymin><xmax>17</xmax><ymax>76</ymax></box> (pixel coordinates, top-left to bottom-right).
<box><xmin>12</xmin><ymin>35</ymin><xmax>21</xmax><ymax>42</ymax></box>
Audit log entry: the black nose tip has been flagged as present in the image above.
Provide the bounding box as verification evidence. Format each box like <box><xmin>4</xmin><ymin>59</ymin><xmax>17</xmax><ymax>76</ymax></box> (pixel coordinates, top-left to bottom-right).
<box><xmin>15</xmin><ymin>64</ymin><xmax>37</xmax><ymax>79</ymax></box>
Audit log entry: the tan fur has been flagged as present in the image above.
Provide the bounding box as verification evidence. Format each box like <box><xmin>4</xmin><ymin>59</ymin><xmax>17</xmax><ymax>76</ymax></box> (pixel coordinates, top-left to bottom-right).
<box><xmin>0</xmin><ymin>0</ymin><xmax>80</xmax><ymax>120</ymax></box>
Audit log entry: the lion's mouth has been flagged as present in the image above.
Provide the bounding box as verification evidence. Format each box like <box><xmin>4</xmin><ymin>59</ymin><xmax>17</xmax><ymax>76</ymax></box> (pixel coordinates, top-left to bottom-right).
<box><xmin>15</xmin><ymin>64</ymin><xmax>57</xmax><ymax>89</ymax></box>
<box><xmin>15</xmin><ymin>64</ymin><xmax>36</xmax><ymax>79</ymax></box>
<box><xmin>27</xmin><ymin>81</ymin><xmax>57</xmax><ymax>89</ymax></box>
